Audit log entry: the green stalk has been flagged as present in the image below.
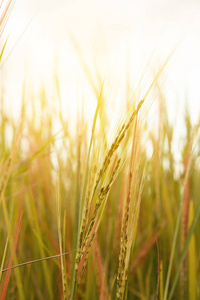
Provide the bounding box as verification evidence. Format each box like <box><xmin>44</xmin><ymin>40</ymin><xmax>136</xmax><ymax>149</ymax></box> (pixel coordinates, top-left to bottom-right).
<box><xmin>163</xmin><ymin>154</ymin><xmax>191</xmax><ymax>300</ymax></box>
<box><xmin>168</xmin><ymin>201</ymin><xmax>200</xmax><ymax>300</ymax></box>
<box><xmin>70</xmin><ymin>84</ymin><xmax>103</xmax><ymax>300</ymax></box>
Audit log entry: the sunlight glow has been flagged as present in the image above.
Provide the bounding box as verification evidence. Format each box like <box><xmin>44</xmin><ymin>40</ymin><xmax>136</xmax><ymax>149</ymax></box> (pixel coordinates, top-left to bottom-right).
<box><xmin>1</xmin><ymin>0</ymin><xmax>200</xmax><ymax>136</ymax></box>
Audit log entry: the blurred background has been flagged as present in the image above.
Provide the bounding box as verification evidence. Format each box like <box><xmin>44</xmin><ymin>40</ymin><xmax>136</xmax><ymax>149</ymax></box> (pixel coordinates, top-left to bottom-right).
<box><xmin>1</xmin><ymin>0</ymin><xmax>200</xmax><ymax>131</ymax></box>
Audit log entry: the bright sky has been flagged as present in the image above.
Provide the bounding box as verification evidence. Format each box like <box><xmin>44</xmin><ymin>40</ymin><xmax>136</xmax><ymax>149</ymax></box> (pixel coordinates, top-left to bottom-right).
<box><xmin>1</xmin><ymin>0</ymin><xmax>200</xmax><ymax>138</ymax></box>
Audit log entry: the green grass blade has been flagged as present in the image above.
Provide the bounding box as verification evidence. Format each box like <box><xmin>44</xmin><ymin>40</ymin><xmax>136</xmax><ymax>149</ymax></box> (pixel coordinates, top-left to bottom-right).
<box><xmin>168</xmin><ymin>200</ymin><xmax>200</xmax><ymax>299</ymax></box>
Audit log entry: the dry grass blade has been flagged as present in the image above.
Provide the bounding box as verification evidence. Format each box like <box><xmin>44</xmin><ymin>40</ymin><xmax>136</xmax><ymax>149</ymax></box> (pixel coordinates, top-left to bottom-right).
<box><xmin>1</xmin><ymin>250</ymin><xmax>76</xmax><ymax>273</ymax></box>
<box><xmin>0</xmin><ymin>0</ymin><xmax>15</xmax><ymax>37</ymax></box>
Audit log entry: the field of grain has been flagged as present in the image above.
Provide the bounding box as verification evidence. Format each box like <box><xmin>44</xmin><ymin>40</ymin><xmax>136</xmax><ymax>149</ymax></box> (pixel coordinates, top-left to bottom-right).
<box><xmin>1</xmin><ymin>1</ymin><xmax>200</xmax><ymax>299</ymax></box>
